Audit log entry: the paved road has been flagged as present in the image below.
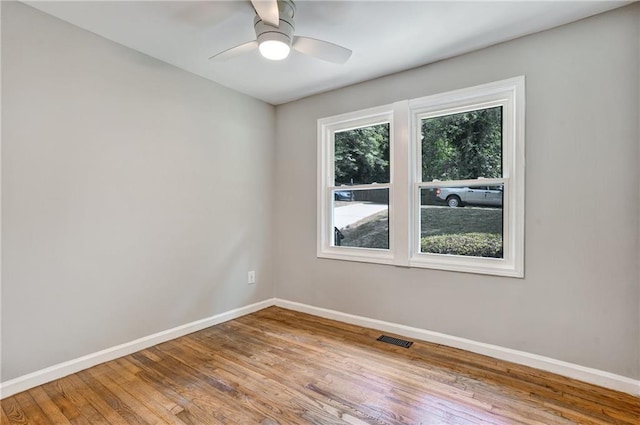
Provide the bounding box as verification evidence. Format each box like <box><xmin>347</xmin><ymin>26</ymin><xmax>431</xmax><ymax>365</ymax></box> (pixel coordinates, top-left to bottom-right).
<box><xmin>334</xmin><ymin>202</ymin><xmax>388</xmax><ymax>229</ymax></box>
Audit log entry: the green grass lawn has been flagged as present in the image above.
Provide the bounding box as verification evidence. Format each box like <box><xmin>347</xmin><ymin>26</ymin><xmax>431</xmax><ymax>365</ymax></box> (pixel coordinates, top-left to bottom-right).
<box><xmin>340</xmin><ymin>206</ymin><xmax>503</xmax><ymax>256</ymax></box>
<box><xmin>340</xmin><ymin>210</ymin><xmax>389</xmax><ymax>249</ymax></box>
<box><xmin>421</xmin><ymin>206</ymin><xmax>502</xmax><ymax>237</ymax></box>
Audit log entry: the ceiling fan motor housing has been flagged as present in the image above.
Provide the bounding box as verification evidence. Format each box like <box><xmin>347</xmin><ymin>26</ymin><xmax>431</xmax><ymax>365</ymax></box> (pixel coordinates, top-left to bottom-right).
<box><xmin>254</xmin><ymin>0</ymin><xmax>296</xmax><ymax>46</ymax></box>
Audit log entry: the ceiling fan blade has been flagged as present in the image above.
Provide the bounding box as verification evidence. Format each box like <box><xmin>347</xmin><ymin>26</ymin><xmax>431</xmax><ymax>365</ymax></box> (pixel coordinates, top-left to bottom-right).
<box><xmin>293</xmin><ymin>36</ymin><xmax>352</xmax><ymax>64</ymax></box>
<box><xmin>209</xmin><ymin>40</ymin><xmax>258</xmax><ymax>61</ymax></box>
<box><xmin>250</xmin><ymin>0</ymin><xmax>279</xmax><ymax>27</ymax></box>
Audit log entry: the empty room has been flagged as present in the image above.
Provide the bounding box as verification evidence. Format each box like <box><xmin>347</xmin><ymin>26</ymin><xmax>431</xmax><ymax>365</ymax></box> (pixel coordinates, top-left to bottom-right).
<box><xmin>1</xmin><ymin>0</ymin><xmax>639</xmax><ymax>423</ymax></box>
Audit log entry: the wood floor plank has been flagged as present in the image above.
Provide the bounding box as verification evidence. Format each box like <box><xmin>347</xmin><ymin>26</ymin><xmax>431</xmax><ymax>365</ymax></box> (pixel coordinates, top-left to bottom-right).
<box><xmin>44</xmin><ymin>376</ymin><xmax>110</xmax><ymax>424</ymax></box>
<box><xmin>105</xmin><ymin>359</ymin><xmax>185</xmax><ymax>419</ymax></box>
<box><xmin>1</xmin><ymin>397</ymin><xmax>27</xmax><ymax>425</ymax></box>
<box><xmin>90</xmin><ymin>362</ymin><xmax>184</xmax><ymax>425</ymax></box>
<box><xmin>75</xmin><ymin>369</ymin><xmax>149</xmax><ymax>424</ymax></box>
<box><xmin>149</xmin><ymin>343</ymin><xmax>356</xmax><ymax>423</ymax></box>
<box><xmin>165</xmin><ymin>337</ymin><xmax>385</xmax><ymax>424</ymax></box>
<box><xmin>39</xmin><ymin>379</ymin><xmax>93</xmax><ymax>425</ymax></box>
<box><xmin>2</xmin><ymin>306</ymin><xmax>638</xmax><ymax>424</ymax></box>
<box><xmin>28</xmin><ymin>387</ymin><xmax>71</xmax><ymax>425</ymax></box>
<box><xmin>185</xmin><ymin>326</ymin><xmax>426</xmax><ymax>424</ymax></box>
<box><xmin>0</xmin><ymin>405</ymin><xmax>11</xmax><ymax>425</ymax></box>
<box><xmin>123</xmin><ymin>355</ymin><xmax>227</xmax><ymax>425</ymax></box>
<box><xmin>132</xmin><ymin>349</ymin><xmax>263</xmax><ymax>424</ymax></box>
<box><xmin>157</xmin><ymin>339</ymin><xmax>316</xmax><ymax>418</ymax></box>
<box><xmin>85</xmin><ymin>364</ymin><xmax>175</xmax><ymax>425</ymax></box>
<box><xmin>60</xmin><ymin>374</ymin><xmax>129</xmax><ymax>425</ymax></box>
<box><xmin>13</xmin><ymin>391</ymin><xmax>53</xmax><ymax>425</ymax></box>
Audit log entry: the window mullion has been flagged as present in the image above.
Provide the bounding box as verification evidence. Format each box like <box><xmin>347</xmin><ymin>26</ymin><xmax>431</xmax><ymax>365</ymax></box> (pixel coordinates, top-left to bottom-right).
<box><xmin>391</xmin><ymin>100</ymin><xmax>410</xmax><ymax>266</ymax></box>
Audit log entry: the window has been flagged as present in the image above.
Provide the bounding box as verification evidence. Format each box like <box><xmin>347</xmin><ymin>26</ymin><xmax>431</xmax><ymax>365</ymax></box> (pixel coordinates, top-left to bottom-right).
<box><xmin>317</xmin><ymin>106</ymin><xmax>394</xmax><ymax>264</ymax></box>
<box><xmin>318</xmin><ymin>77</ymin><xmax>524</xmax><ymax>277</ymax></box>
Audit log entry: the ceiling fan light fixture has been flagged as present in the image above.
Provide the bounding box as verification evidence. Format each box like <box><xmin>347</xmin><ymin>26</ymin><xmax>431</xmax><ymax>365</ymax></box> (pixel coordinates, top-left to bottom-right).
<box><xmin>210</xmin><ymin>0</ymin><xmax>351</xmax><ymax>64</ymax></box>
<box><xmin>254</xmin><ymin>10</ymin><xmax>294</xmax><ymax>61</ymax></box>
<box><xmin>259</xmin><ymin>39</ymin><xmax>290</xmax><ymax>60</ymax></box>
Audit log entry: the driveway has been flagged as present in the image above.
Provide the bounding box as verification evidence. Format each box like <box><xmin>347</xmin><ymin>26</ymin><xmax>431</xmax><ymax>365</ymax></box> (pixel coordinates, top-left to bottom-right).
<box><xmin>334</xmin><ymin>202</ymin><xmax>388</xmax><ymax>229</ymax></box>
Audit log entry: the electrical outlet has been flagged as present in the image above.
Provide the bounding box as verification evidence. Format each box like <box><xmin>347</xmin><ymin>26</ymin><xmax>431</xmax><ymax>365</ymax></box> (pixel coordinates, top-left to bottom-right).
<box><xmin>248</xmin><ymin>270</ymin><xmax>256</xmax><ymax>284</ymax></box>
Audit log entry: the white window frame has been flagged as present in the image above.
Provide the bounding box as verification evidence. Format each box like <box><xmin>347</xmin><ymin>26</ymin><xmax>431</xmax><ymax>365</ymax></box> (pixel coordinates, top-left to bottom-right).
<box><xmin>318</xmin><ymin>77</ymin><xmax>525</xmax><ymax>277</ymax></box>
<box><xmin>317</xmin><ymin>105</ymin><xmax>395</xmax><ymax>264</ymax></box>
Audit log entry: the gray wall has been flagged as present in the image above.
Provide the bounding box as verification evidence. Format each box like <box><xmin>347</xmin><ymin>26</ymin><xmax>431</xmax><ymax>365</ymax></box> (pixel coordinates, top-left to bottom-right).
<box><xmin>1</xmin><ymin>2</ymin><xmax>276</xmax><ymax>381</ymax></box>
<box><xmin>274</xmin><ymin>5</ymin><xmax>640</xmax><ymax>378</ymax></box>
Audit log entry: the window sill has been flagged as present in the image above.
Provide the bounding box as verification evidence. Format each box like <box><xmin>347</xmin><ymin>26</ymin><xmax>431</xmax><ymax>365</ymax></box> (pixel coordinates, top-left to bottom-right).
<box><xmin>316</xmin><ymin>250</ymin><xmax>524</xmax><ymax>277</ymax></box>
<box><xmin>410</xmin><ymin>254</ymin><xmax>524</xmax><ymax>278</ymax></box>
<box><xmin>317</xmin><ymin>248</ymin><xmax>395</xmax><ymax>266</ymax></box>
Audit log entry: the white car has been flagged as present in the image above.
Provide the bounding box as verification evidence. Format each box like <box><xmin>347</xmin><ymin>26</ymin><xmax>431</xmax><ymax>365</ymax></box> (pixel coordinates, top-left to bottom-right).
<box><xmin>436</xmin><ymin>186</ymin><xmax>503</xmax><ymax>207</ymax></box>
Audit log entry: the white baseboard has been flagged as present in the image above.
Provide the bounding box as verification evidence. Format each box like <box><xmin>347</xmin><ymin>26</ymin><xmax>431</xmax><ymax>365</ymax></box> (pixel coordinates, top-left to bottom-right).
<box><xmin>274</xmin><ymin>299</ymin><xmax>640</xmax><ymax>397</ymax></box>
<box><xmin>0</xmin><ymin>298</ymin><xmax>276</xmax><ymax>399</ymax></box>
<box><xmin>3</xmin><ymin>297</ymin><xmax>638</xmax><ymax>399</ymax></box>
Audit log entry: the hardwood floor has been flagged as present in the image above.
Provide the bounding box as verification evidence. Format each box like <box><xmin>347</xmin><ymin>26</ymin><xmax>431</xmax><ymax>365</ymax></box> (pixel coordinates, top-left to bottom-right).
<box><xmin>2</xmin><ymin>307</ymin><xmax>638</xmax><ymax>424</ymax></box>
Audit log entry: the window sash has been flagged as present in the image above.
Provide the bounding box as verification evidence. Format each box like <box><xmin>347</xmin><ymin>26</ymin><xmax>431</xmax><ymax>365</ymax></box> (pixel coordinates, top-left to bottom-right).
<box><xmin>328</xmin><ymin>184</ymin><xmax>392</xmax><ymax>250</ymax></box>
<box><xmin>321</xmin><ymin>185</ymin><xmax>395</xmax><ymax>264</ymax></box>
<box><xmin>413</xmin><ymin>178</ymin><xmax>508</xmax><ymax>261</ymax></box>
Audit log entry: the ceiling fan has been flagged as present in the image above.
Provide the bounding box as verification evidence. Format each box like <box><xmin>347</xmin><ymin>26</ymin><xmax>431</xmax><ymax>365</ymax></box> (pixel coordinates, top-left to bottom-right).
<box><xmin>209</xmin><ymin>0</ymin><xmax>352</xmax><ymax>64</ymax></box>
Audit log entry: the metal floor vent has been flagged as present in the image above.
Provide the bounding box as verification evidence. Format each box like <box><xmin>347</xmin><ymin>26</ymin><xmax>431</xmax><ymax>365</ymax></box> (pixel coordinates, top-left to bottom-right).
<box><xmin>377</xmin><ymin>335</ymin><xmax>413</xmax><ymax>348</ymax></box>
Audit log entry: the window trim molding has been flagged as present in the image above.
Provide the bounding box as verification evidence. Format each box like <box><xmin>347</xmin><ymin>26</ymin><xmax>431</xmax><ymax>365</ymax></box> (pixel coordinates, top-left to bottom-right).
<box><xmin>317</xmin><ymin>77</ymin><xmax>525</xmax><ymax>278</ymax></box>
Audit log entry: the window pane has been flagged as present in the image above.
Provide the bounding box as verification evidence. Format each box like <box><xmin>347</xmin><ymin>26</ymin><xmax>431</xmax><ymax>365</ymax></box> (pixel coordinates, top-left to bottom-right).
<box><xmin>333</xmin><ymin>188</ymin><xmax>389</xmax><ymax>249</ymax></box>
<box><xmin>334</xmin><ymin>123</ymin><xmax>390</xmax><ymax>185</ymax></box>
<box><xmin>420</xmin><ymin>185</ymin><xmax>503</xmax><ymax>258</ymax></box>
<box><xmin>422</xmin><ymin>106</ymin><xmax>502</xmax><ymax>182</ymax></box>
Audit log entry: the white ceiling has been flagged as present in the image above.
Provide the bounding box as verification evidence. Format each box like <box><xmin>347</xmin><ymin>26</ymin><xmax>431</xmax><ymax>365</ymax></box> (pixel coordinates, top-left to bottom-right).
<box><xmin>25</xmin><ymin>0</ymin><xmax>632</xmax><ymax>105</ymax></box>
